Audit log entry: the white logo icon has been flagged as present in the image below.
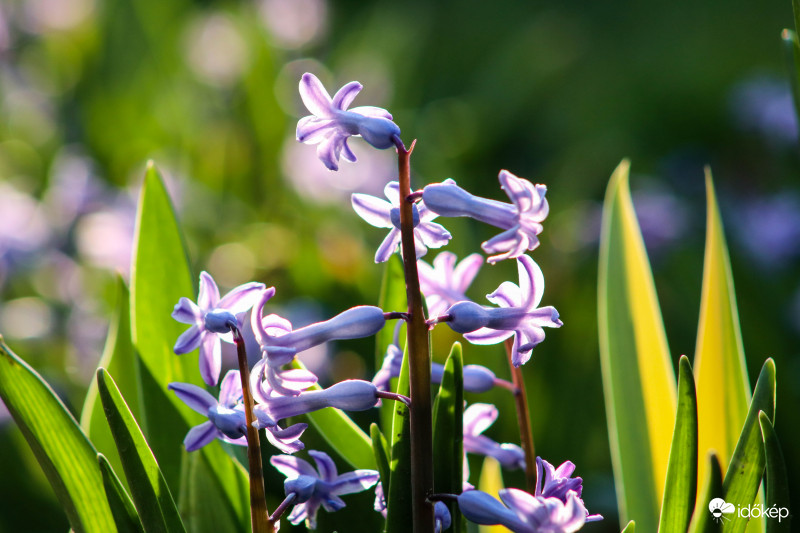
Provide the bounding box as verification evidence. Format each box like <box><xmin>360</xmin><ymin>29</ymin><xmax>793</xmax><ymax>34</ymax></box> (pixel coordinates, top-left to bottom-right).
<box><xmin>709</xmin><ymin>498</ymin><xmax>736</xmax><ymax>523</ymax></box>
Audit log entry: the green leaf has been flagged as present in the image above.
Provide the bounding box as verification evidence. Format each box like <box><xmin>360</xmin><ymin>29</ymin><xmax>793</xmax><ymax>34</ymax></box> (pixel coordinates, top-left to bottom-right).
<box><xmin>658</xmin><ymin>355</ymin><xmax>698</xmax><ymax>533</ymax></box>
<box><xmin>370</xmin><ymin>423</ymin><xmax>391</xmax><ymax>492</ymax></box>
<box><xmin>0</xmin><ymin>338</ymin><xmax>116</xmax><ymax>533</ymax></box>
<box><xmin>688</xmin><ymin>453</ymin><xmax>723</xmax><ymax>533</ymax></box>
<box><xmin>97</xmin><ymin>454</ymin><xmax>144</xmax><ymax>533</ymax></box>
<box><xmin>622</xmin><ymin>521</ymin><xmax>636</xmax><ymax>533</ymax></box>
<box><xmin>376</xmin><ymin>255</ymin><xmax>407</xmax><ymax>433</ymax></box>
<box><xmin>97</xmin><ymin>369</ymin><xmax>186</xmax><ymax>533</ymax></box>
<box><xmin>780</xmin><ymin>29</ymin><xmax>800</xmax><ymax>128</ymax></box>
<box><xmin>432</xmin><ymin>342</ymin><xmax>463</xmax><ymax>533</ymax></box>
<box><xmin>721</xmin><ymin>359</ymin><xmax>776</xmax><ymax>533</ymax></box>
<box><xmin>290</xmin><ymin>358</ymin><xmax>375</xmax><ymax>470</ymax></box>
<box><xmin>758</xmin><ymin>412</ymin><xmax>791</xmax><ymax>533</ymax></box>
<box><xmin>598</xmin><ymin>159</ymin><xmax>677</xmax><ymax>532</ymax></box>
<box><xmin>694</xmin><ymin>170</ymin><xmax>751</xmax><ymax>490</ymax></box>
<box><xmin>81</xmin><ymin>277</ymin><xmax>138</xmax><ymax>488</ymax></box>
<box><xmin>478</xmin><ymin>457</ymin><xmax>506</xmax><ymax>533</ymax></box>
<box><xmin>130</xmin><ymin>161</ymin><xmax>198</xmax><ymax>489</ymax></box>
<box><xmin>386</xmin><ymin>345</ymin><xmax>412</xmax><ymax>533</ymax></box>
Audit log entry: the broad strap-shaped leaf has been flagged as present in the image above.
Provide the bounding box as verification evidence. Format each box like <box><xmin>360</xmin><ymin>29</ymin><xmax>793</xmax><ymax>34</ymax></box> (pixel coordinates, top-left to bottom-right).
<box><xmin>758</xmin><ymin>412</ymin><xmax>791</xmax><ymax>533</ymax></box>
<box><xmin>81</xmin><ymin>277</ymin><xmax>138</xmax><ymax>488</ymax></box>
<box><xmin>97</xmin><ymin>369</ymin><xmax>186</xmax><ymax>533</ymax></box>
<box><xmin>371</xmin><ymin>423</ymin><xmax>391</xmax><ymax>493</ymax></box>
<box><xmin>386</xmin><ymin>345</ymin><xmax>412</xmax><ymax>533</ymax></box>
<box><xmin>477</xmin><ymin>457</ymin><xmax>506</xmax><ymax>533</ymax></box>
<box><xmin>598</xmin><ymin>159</ymin><xmax>677</xmax><ymax>531</ymax></box>
<box><xmin>688</xmin><ymin>453</ymin><xmax>723</xmax><ymax>533</ymax></box>
<box><xmin>97</xmin><ymin>454</ymin><xmax>144</xmax><ymax>533</ymax></box>
<box><xmin>130</xmin><ymin>162</ymin><xmax>198</xmax><ymax>489</ymax></box>
<box><xmin>290</xmin><ymin>358</ymin><xmax>375</xmax><ymax>469</ymax></box>
<box><xmin>694</xmin><ymin>170</ymin><xmax>751</xmax><ymax>488</ymax></box>
<box><xmin>432</xmin><ymin>342</ymin><xmax>464</xmax><ymax>533</ymax></box>
<box><xmin>658</xmin><ymin>355</ymin><xmax>698</xmax><ymax>533</ymax></box>
<box><xmin>622</xmin><ymin>521</ymin><xmax>636</xmax><ymax>533</ymax></box>
<box><xmin>0</xmin><ymin>338</ymin><xmax>116</xmax><ymax>533</ymax></box>
<box><xmin>721</xmin><ymin>359</ymin><xmax>776</xmax><ymax>533</ymax></box>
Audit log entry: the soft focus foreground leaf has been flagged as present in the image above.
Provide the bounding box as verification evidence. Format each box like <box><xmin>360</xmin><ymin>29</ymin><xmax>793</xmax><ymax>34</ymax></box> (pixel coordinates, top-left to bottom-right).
<box><xmin>290</xmin><ymin>358</ymin><xmax>375</xmax><ymax>469</ymax></box>
<box><xmin>621</xmin><ymin>521</ymin><xmax>636</xmax><ymax>533</ymax></box>
<box><xmin>658</xmin><ymin>356</ymin><xmax>698</xmax><ymax>533</ymax></box>
<box><xmin>477</xmin><ymin>457</ymin><xmax>506</xmax><ymax>533</ymax></box>
<box><xmin>81</xmin><ymin>277</ymin><xmax>137</xmax><ymax>488</ymax></box>
<box><xmin>97</xmin><ymin>369</ymin><xmax>185</xmax><ymax>533</ymax></box>
<box><xmin>758</xmin><ymin>413</ymin><xmax>791</xmax><ymax>533</ymax></box>
<box><xmin>178</xmin><ymin>450</ymin><xmax>249</xmax><ymax>533</ymax></box>
<box><xmin>130</xmin><ymin>162</ymin><xmax>197</xmax><ymax>489</ymax></box>
<box><xmin>377</xmin><ymin>255</ymin><xmax>407</xmax><ymax>432</ymax></box>
<box><xmin>0</xmin><ymin>339</ymin><xmax>116</xmax><ymax>533</ymax></box>
<box><xmin>693</xmin><ymin>170</ymin><xmax>751</xmax><ymax>490</ymax></box>
<box><xmin>598</xmin><ymin>159</ymin><xmax>677</xmax><ymax>531</ymax></box>
<box><xmin>97</xmin><ymin>454</ymin><xmax>144</xmax><ymax>533</ymax></box>
<box><xmin>432</xmin><ymin>342</ymin><xmax>464</xmax><ymax>533</ymax></box>
<box><xmin>780</xmin><ymin>29</ymin><xmax>800</xmax><ymax>123</ymax></box>
<box><xmin>721</xmin><ymin>359</ymin><xmax>775</xmax><ymax>533</ymax></box>
<box><xmin>370</xmin><ymin>423</ymin><xmax>391</xmax><ymax>492</ymax></box>
<box><xmin>688</xmin><ymin>453</ymin><xmax>723</xmax><ymax>533</ymax></box>
<box><xmin>386</xmin><ymin>345</ymin><xmax>412</xmax><ymax>533</ymax></box>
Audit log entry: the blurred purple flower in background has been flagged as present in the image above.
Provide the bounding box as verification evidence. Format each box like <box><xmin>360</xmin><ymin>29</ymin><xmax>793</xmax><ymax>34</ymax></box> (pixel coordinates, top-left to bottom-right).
<box><xmin>736</xmin><ymin>193</ymin><xmax>800</xmax><ymax>270</ymax></box>
<box><xmin>418</xmin><ymin>251</ymin><xmax>483</xmax><ymax>317</ymax></box>
<box><xmin>729</xmin><ymin>76</ymin><xmax>798</xmax><ymax>148</ymax></box>
<box><xmin>352</xmin><ymin>181</ymin><xmax>451</xmax><ymax>263</ymax></box>
<box><xmin>463</xmin><ymin>403</ymin><xmax>525</xmax><ymax>471</ymax></box>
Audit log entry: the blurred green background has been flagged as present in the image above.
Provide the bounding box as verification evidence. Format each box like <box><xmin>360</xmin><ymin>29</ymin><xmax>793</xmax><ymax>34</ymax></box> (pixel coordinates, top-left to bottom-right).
<box><xmin>0</xmin><ymin>0</ymin><xmax>797</xmax><ymax>531</ymax></box>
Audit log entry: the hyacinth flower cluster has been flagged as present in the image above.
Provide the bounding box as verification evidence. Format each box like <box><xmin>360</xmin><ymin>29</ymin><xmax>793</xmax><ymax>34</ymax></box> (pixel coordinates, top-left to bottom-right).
<box><xmin>161</xmin><ymin>72</ymin><xmax>599</xmax><ymax>533</ymax></box>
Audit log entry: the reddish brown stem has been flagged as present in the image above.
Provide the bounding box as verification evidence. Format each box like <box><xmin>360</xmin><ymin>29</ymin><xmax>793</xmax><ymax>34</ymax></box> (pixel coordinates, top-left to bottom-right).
<box><xmin>504</xmin><ymin>337</ymin><xmax>538</xmax><ymax>494</ymax></box>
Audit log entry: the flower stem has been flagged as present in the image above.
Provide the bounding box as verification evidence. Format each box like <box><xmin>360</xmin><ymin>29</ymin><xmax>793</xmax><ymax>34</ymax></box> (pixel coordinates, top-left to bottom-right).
<box><xmin>232</xmin><ymin>325</ymin><xmax>273</xmax><ymax>533</ymax></box>
<box><xmin>503</xmin><ymin>337</ymin><xmax>537</xmax><ymax>493</ymax></box>
<box><xmin>269</xmin><ymin>493</ymin><xmax>297</xmax><ymax>524</ymax></box>
<box><xmin>396</xmin><ymin>138</ymin><xmax>435</xmax><ymax>533</ymax></box>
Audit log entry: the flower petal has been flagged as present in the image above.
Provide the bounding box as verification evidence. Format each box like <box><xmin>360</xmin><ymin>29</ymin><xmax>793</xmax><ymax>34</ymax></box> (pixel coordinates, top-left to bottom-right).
<box><xmin>517</xmin><ymin>255</ymin><xmax>545</xmax><ymax>309</ymax></box>
<box><xmin>287</xmin><ymin>502</ymin><xmax>309</xmax><ymax>525</ymax></box>
<box><xmin>218</xmin><ymin>283</ymin><xmax>270</xmax><ymax>315</ymax></box>
<box><xmin>168</xmin><ymin>382</ymin><xmax>217</xmax><ymax>414</ymax></box>
<box><xmin>172</xmin><ymin>297</ymin><xmax>202</xmax><ymax>324</ymax></box>
<box><xmin>349</xmin><ymin>105</ymin><xmax>393</xmax><ymax>120</ymax></box>
<box><xmin>299</xmin><ymin>73</ymin><xmax>334</xmax><ymax>118</ymax></box>
<box><xmin>331</xmin><ymin>470</ymin><xmax>380</xmax><ymax>495</ymax></box>
<box><xmin>342</xmin><ymin>138</ymin><xmax>357</xmax><ymax>162</ymax></box>
<box><xmin>173</xmin><ymin>325</ymin><xmax>203</xmax><ymax>354</ymax></box>
<box><xmin>375</xmin><ymin>228</ymin><xmax>401</xmax><ymax>263</ymax></box>
<box><xmin>453</xmin><ymin>253</ymin><xmax>484</xmax><ymax>293</ymax></box>
<box><xmin>309</xmin><ymin>450</ymin><xmax>338</xmax><ymax>482</ymax></box>
<box><xmin>498</xmin><ymin>487</ymin><xmax>540</xmax><ymax>518</ymax></box>
<box><xmin>297</xmin><ymin>116</ymin><xmax>335</xmax><ymax>144</ymax></box>
<box><xmin>271</xmin><ymin>454</ymin><xmax>317</xmax><ymax>479</ymax></box>
<box><xmin>351</xmin><ymin>193</ymin><xmax>393</xmax><ymax>228</ymax></box>
<box><xmin>332</xmin><ymin>81</ymin><xmax>363</xmax><ymax>111</ymax></box>
<box><xmin>218</xmin><ymin>369</ymin><xmax>243</xmax><ymax>408</ymax></box>
<box><xmin>463</xmin><ymin>326</ymin><xmax>514</xmax><ymax>345</ymax></box>
<box><xmin>184</xmin><ymin>421</ymin><xmax>218</xmax><ymax>452</ymax></box>
<box><xmin>321</xmin><ymin>494</ymin><xmax>346</xmax><ymax>513</ymax></box>
<box><xmin>486</xmin><ymin>281</ymin><xmax>521</xmax><ymax>308</ymax></box>
<box><xmin>415</xmin><ymin>221</ymin><xmax>451</xmax><ymax>249</ymax></box>
<box><xmin>384</xmin><ymin>181</ymin><xmax>400</xmax><ymax>205</ymax></box>
<box><xmin>463</xmin><ymin>403</ymin><xmax>498</xmax><ymax>437</ymax></box>
<box><xmin>316</xmin><ymin>131</ymin><xmax>345</xmax><ymax>171</ymax></box>
<box><xmin>198</xmin><ymin>332</ymin><xmax>222</xmax><ymax>386</ymax></box>
<box><xmin>198</xmin><ymin>271</ymin><xmax>221</xmax><ymax>310</ymax></box>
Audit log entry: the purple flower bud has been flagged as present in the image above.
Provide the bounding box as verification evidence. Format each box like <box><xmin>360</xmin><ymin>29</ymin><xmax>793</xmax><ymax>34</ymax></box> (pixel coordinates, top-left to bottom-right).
<box><xmin>430</xmin><ymin>363</ymin><xmax>497</xmax><ymax>393</ymax></box>
<box><xmin>434</xmin><ymin>501</ymin><xmax>452</xmax><ymax>533</ymax></box>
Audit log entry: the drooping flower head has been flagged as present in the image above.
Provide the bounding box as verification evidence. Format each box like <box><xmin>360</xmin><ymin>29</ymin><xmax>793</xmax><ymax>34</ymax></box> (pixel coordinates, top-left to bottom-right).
<box><xmin>463</xmin><ymin>403</ymin><xmax>525</xmax><ymax>471</ymax></box>
<box><xmin>297</xmin><ymin>73</ymin><xmax>401</xmax><ymax>171</ymax></box>
<box><xmin>271</xmin><ymin>450</ymin><xmax>380</xmax><ymax>529</ymax></box>
<box><xmin>417</xmin><ymin>251</ymin><xmax>483</xmax><ymax>317</ymax></box>
<box><xmin>352</xmin><ymin>181</ymin><xmax>451</xmax><ymax>263</ymax></box>
<box><xmin>535</xmin><ymin>457</ymin><xmax>603</xmax><ymax>523</ymax></box>
<box><xmin>168</xmin><ymin>370</ymin><xmax>307</xmax><ymax>454</ymax></box>
<box><xmin>172</xmin><ymin>271</ymin><xmax>265</xmax><ymax>385</ymax></box>
<box><xmin>422</xmin><ymin>171</ymin><xmax>549</xmax><ymax>263</ymax></box>
<box><xmin>445</xmin><ymin>254</ymin><xmax>562</xmax><ymax>366</ymax></box>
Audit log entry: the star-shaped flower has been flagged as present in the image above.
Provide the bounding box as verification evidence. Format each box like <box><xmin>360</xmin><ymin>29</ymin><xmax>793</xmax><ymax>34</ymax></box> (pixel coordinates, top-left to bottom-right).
<box><xmin>352</xmin><ymin>181</ymin><xmax>451</xmax><ymax>263</ymax></box>
<box><xmin>463</xmin><ymin>403</ymin><xmax>525</xmax><ymax>471</ymax></box>
<box><xmin>172</xmin><ymin>271</ymin><xmax>265</xmax><ymax>386</ymax></box>
<box><xmin>422</xmin><ymin>171</ymin><xmax>549</xmax><ymax>263</ymax></box>
<box><xmin>297</xmin><ymin>73</ymin><xmax>401</xmax><ymax>171</ymax></box>
<box><xmin>418</xmin><ymin>251</ymin><xmax>483</xmax><ymax>318</ymax></box>
<box><xmin>535</xmin><ymin>458</ymin><xmax>603</xmax><ymax>523</ymax></box>
<box><xmin>271</xmin><ymin>450</ymin><xmax>379</xmax><ymax>529</ymax></box>
<box><xmin>445</xmin><ymin>254</ymin><xmax>562</xmax><ymax>366</ymax></box>
<box><xmin>168</xmin><ymin>370</ymin><xmax>308</xmax><ymax>454</ymax></box>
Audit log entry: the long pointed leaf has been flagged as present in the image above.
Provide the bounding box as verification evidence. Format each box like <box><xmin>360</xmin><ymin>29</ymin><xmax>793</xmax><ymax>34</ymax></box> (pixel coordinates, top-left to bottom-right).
<box><xmin>97</xmin><ymin>369</ymin><xmax>186</xmax><ymax>533</ymax></box>
<box><xmin>0</xmin><ymin>338</ymin><xmax>116</xmax><ymax>533</ymax></box>
<box><xmin>598</xmin><ymin>159</ymin><xmax>677</xmax><ymax>531</ymax></box>
<box><xmin>386</xmin><ymin>345</ymin><xmax>412</xmax><ymax>533</ymax></box>
<box><xmin>290</xmin><ymin>358</ymin><xmax>375</xmax><ymax>469</ymax></box>
<box><xmin>622</xmin><ymin>521</ymin><xmax>636</xmax><ymax>533</ymax></box>
<box><xmin>758</xmin><ymin>412</ymin><xmax>791</xmax><ymax>533</ymax></box>
<box><xmin>694</xmin><ymin>169</ymin><xmax>751</xmax><ymax>488</ymax></box>
<box><xmin>658</xmin><ymin>355</ymin><xmax>698</xmax><ymax>532</ymax></box>
<box><xmin>97</xmin><ymin>454</ymin><xmax>144</xmax><ymax>533</ymax></box>
<box><xmin>432</xmin><ymin>342</ymin><xmax>464</xmax><ymax>533</ymax></box>
<box><xmin>688</xmin><ymin>453</ymin><xmax>723</xmax><ymax>533</ymax></box>
<box><xmin>370</xmin><ymin>423</ymin><xmax>391</xmax><ymax>491</ymax></box>
<box><xmin>721</xmin><ymin>359</ymin><xmax>776</xmax><ymax>533</ymax></box>
<box><xmin>377</xmin><ymin>255</ymin><xmax>407</xmax><ymax>433</ymax></box>
<box><xmin>478</xmin><ymin>457</ymin><xmax>506</xmax><ymax>533</ymax></box>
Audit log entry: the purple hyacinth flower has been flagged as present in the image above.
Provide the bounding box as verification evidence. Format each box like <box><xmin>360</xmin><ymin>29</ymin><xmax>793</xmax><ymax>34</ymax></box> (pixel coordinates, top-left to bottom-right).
<box><xmin>296</xmin><ymin>73</ymin><xmax>401</xmax><ymax>171</ymax></box>
<box><xmin>435</xmin><ymin>501</ymin><xmax>452</xmax><ymax>533</ymax></box>
<box><xmin>168</xmin><ymin>370</ymin><xmax>308</xmax><ymax>454</ymax></box>
<box><xmin>172</xmin><ymin>271</ymin><xmax>266</xmax><ymax>386</ymax></box>
<box><xmin>535</xmin><ymin>457</ymin><xmax>602</xmax><ymax>523</ymax></box>
<box><xmin>372</xmin><ymin>342</ymin><xmax>403</xmax><ymax>394</ymax></box>
<box><xmin>271</xmin><ymin>450</ymin><xmax>379</xmax><ymax>529</ymax></box>
<box><xmin>352</xmin><ymin>181</ymin><xmax>451</xmax><ymax>263</ymax></box>
<box><xmin>251</xmin><ymin>289</ymin><xmax>385</xmax><ymax>395</ymax></box>
<box><xmin>463</xmin><ymin>403</ymin><xmax>525</xmax><ymax>471</ymax></box>
<box><xmin>418</xmin><ymin>251</ymin><xmax>483</xmax><ymax>318</ymax></box>
<box><xmin>458</xmin><ymin>488</ymin><xmax>589</xmax><ymax>533</ymax></box>
<box><xmin>253</xmin><ymin>369</ymin><xmax>380</xmax><ymax>421</ymax></box>
<box><xmin>422</xmin><ymin>171</ymin><xmax>549</xmax><ymax>264</ymax></box>
<box><xmin>445</xmin><ymin>254</ymin><xmax>562</xmax><ymax>367</ymax></box>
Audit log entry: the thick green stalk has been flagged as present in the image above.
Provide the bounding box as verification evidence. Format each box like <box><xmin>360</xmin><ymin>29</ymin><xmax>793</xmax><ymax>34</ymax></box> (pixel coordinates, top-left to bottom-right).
<box><xmin>232</xmin><ymin>326</ymin><xmax>273</xmax><ymax>533</ymax></box>
<box><xmin>504</xmin><ymin>338</ymin><xmax>537</xmax><ymax>493</ymax></box>
<box><xmin>396</xmin><ymin>139</ymin><xmax>435</xmax><ymax>532</ymax></box>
